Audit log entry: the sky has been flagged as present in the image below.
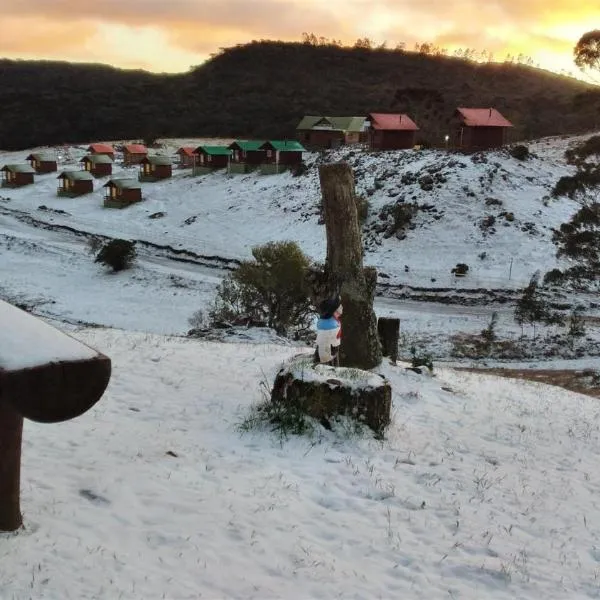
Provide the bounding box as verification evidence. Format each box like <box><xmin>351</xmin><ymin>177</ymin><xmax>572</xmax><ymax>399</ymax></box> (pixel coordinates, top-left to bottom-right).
<box><xmin>0</xmin><ymin>0</ymin><xmax>598</xmax><ymax>78</ymax></box>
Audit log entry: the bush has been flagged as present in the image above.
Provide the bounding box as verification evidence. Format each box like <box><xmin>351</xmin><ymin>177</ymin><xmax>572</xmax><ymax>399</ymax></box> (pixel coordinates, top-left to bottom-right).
<box><xmin>94</xmin><ymin>239</ymin><xmax>136</xmax><ymax>272</ymax></box>
<box><xmin>209</xmin><ymin>241</ymin><xmax>313</xmax><ymax>337</ymax></box>
<box><xmin>552</xmin><ymin>168</ymin><xmax>600</xmax><ymax>199</ymax></box>
<box><xmin>509</xmin><ymin>144</ymin><xmax>530</xmax><ymax>160</ymax></box>
<box><xmin>451</xmin><ymin>263</ymin><xmax>469</xmax><ymax>275</ymax></box>
<box><xmin>565</xmin><ymin>135</ymin><xmax>600</xmax><ymax>166</ymax></box>
<box><xmin>292</xmin><ymin>162</ymin><xmax>309</xmax><ymax>177</ymax></box>
<box><xmin>543</xmin><ymin>269</ymin><xmax>564</xmax><ymax>286</ymax></box>
<box><xmin>379</xmin><ymin>201</ymin><xmax>419</xmax><ymax>234</ymax></box>
<box><xmin>355</xmin><ymin>195</ymin><xmax>370</xmax><ymax>224</ymax></box>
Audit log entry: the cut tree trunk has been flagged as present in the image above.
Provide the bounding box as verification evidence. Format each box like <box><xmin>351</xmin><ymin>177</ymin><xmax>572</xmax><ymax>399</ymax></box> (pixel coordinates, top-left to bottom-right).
<box><xmin>318</xmin><ymin>162</ymin><xmax>381</xmax><ymax>369</ymax></box>
<box><xmin>378</xmin><ymin>317</ymin><xmax>400</xmax><ymax>362</ymax></box>
<box><xmin>0</xmin><ymin>401</ymin><xmax>23</xmax><ymax>531</ymax></box>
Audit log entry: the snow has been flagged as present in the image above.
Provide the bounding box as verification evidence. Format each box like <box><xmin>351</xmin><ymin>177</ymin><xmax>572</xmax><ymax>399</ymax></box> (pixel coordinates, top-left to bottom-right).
<box><xmin>0</xmin><ymin>298</ymin><xmax>98</xmax><ymax>370</ymax></box>
<box><xmin>2</xmin><ymin>328</ymin><xmax>600</xmax><ymax>599</ymax></box>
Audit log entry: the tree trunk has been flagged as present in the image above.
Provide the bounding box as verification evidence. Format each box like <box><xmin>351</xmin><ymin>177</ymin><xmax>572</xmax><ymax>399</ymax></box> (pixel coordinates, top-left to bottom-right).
<box><xmin>0</xmin><ymin>400</ymin><xmax>23</xmax><ymax>531</ymax></box>
<box><xmin>318</xmin><ymin>162</ymin><xmax>382</xmax><ymax>369</ymax></box>
<box><xmin>378</xmin><ymin>317</ymin><xmax>400</xmax><ymax>362</ymax></box>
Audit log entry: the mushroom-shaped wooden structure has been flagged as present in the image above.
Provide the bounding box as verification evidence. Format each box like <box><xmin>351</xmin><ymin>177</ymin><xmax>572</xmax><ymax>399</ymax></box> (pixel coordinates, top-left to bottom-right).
<box><xmin>0</xmin><ymin>300</ymin><xmax>111</xmax><ymax>531</ymax></box>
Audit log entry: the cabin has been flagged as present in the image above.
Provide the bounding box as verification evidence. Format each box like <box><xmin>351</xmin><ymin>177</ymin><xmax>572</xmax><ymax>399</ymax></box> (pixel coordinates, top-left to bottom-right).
<box><xmin>80</xmin><ymin>154</ymin><xmax>113</xmax><ymax>178</ymax></box>
<box><xmin>452</xmin><ymin>108</ymin><xmax>514</xmax><ymax>150</ymax></box>
<box><xmin>26</xmin><ymin>152</ymin><xmax>57</xmax><ymax>174</ymax></box>
<box><xmin>87</xmin><ymin>143</ymin><xmax>115</xmax><ymax>160</ymax></box>
<box><xmin>1</xmin><ymin>164</ymin><xmax>35</xmax><ymax>187</ymax></box>
<box><xmin>296</xmin><ymin>116</ymin><xmax>366</xmax><ymax>149</ymax></box>
<box><xmin>139</xmin><ymin>155</ymin><xmax>173</xmax><ymax>182</ymax></box>
<box><xmin>259</xmin><ymin>141</ymin><xmax>306</xmax><ymax>174</ymax></box>
<box><xmin>176</xmin><ymin>147</ymin><xmax>195</xmax><ymax>168</ymax></box>
<box><xmin>122</xmin><ymin>144</ymin><xmax>148</xmax><ymax>166</ymax></box>
<box><xmin>227</xmin><ymin>141</ymin><xmax>266</xmax><ymax>174</ymax></box>
<box><xmin>367</xmin><ymin>113</ymin><xmax>419</xmax><ymax>150</ymax></box>
<box><xmin>57</xmin><ymin>171</ymin><xmax>94</xmax><ymax>197</ymax></box>
<box><xmin>193</xmin><ymin>146</ymin><xmax>231</xmax><ymax>175</ymax></box>
<box><xmin>103</xmin><ymin>178</ymin><xmax>142</xmax><ymax>208</ymax></box>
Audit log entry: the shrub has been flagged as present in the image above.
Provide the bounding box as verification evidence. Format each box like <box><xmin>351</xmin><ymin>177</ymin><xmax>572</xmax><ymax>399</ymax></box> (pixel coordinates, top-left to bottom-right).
<box><xmin>410</xmin><ymin>345</ymin><xmax>433</xmax><ymax>371</ymax></box>
<box><xmin>565</xmin><ymin>135</ymin><xmax>600</xmax><ymax>166</ymax></box>
<box><xmin>292</xmin><ymin>162</ymin><xmax>309</xmax><ymax>177</ymax></box>
<box><xmin>209</xmin><ymin>241</ymin><xmax>313</xmax><ymax>337</ymax></box>
<box><xmin>94</xmin><ymin>239</ymin><xmax>136</xmax><ymax>272</ymax></box>
<box><xmin>451</xmin><ymin>263</ymin><xmax>469</xmax><ymax>275</ymax></box>
<box><xmin>355</xmin><ymin>195</ymin><xmax>370</xmax><ymax>224</ymax></box>
<box><xmin>379</xmin><ymin>201</ymin><xmax>419</xmax><ymax>234</ymax></box>
<box><xmin>543</xmin><ymin>269</ymin><xmax>564</xmax><ymax>286</ymax></box>
<box><xmin>552</xmin><ymin>168</ymin><xmax>600</xmax><ymax>199</ymax></box>
<box><xmin>509</xmin><ymin>144</ymin><xmax>530</xmax><ymax>160</ymax></box>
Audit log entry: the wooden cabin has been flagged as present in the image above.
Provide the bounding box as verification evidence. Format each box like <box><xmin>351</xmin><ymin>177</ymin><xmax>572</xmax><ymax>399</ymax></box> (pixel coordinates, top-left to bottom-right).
<box><xmin>176</xmin><ymin>147</ymin><xmax>195</xmax><ymax>169</ymax></box>
<box><xmin>227</xmin><ymin>141</ymin><xmax>266</xmax><ymax>174</ymax></box>
<box><xmin>1</xmin><ymin>164</ymin><xmax>35</xmax><ymax>187</ymax></box>
<box><xmin>259</xmin><ymin>141</ymin><xmax>306</xmax><ymax>174</ymax></box>
<box><xmin>57</xmin><ymin>171</ymin><xmax>94</xmax><ymax>197</ymax></box>
<box><xmin>139</xmin><ymin>155</ymin><xmax>173</xmax><ymax>181</ymax></box>
<box><xmin>122</xmin><ymin>144</ymin><xmax>148</xmax><ymax>166</ymax></box>
<box><xmin>452</xmin><ymin>108</ymin><xmax>514</xmax><ymax>150</ymax></box>
<box><xmin>296</xmin><ymin>116</ymin><xmax>366</xmax><ymax>149</ymax></box>
<box><xmin>26</xmin><ymin>152</ymin><xmax>57</xmax><ymax>174</ymax></box>
<box><xmin>87</xmin><ymin>143</ymin><xmax>115</xmax><ymax>160</ymax></box>
<box><xmin>193</xmin><ymin>146</ymin><xmax>231</xmax><ymax>175</ymax></box>
<box><xmin>103</xmin><ymin>178</ymin><xmax>142</xmax><ymax>208</ymax></box>
<box><xmin>80</xmin><ymin>154</ymin><xmax>113</xmax><ymax>178</ymax></box>
<box><xmin>367</xmin><ymin>113</ymin><xmax>419</xmax><ymax>150</ymax></box>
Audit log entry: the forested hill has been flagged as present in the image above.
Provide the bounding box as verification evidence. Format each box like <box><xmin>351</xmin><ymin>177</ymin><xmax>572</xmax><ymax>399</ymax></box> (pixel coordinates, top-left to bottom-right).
<box><xmin>1</xmin><ymin>40</ymin><xmax>598</xmax><ymax>150</ymax></box>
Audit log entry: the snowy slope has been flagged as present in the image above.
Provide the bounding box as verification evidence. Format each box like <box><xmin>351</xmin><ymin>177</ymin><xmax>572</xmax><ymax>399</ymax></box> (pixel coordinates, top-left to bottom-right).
<box><xmin>2</xmin><ymin>328</ymin><xmax>600</xmax><ymax>599</ymax></box>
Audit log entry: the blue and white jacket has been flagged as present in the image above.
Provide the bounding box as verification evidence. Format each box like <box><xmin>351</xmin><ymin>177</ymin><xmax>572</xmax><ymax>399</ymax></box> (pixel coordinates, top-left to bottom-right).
<box><xmin>316</xmin><ymin>316</ymin><xmax>342</xmax><ymax>363</ymax></box>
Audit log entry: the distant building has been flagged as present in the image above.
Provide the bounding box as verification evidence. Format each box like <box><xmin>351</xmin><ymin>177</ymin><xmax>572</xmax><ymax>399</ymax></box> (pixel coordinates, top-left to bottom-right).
<box><xmin>139</xmin><ymin>155</ymin><xmax>173</xmax><ymax>181</ymax></box>
<box><xmin>367</xmin><ymin>113</ymin><xmax>419</xmax><ymax>150</ymax></box>
<box><xmin>259</xmin><ymin>141</ymin><xmax>305</xmax><ymax>175</ymax></box>
<box><xmin>227</xmin><ymin>141</ymin><xmax>266</xmax><ymax>174</ymax></box>
<box><xmin>26</xmin><ymin>152</ymin><xmax>57</xmax><ymax>173</ymax></box>
<box><xmin>57</xmin><ymin>171</ymin><xmax>94</xmax><ymax>197</ymax></box>
<box><xmin>87</xmin><ymin>143</ymin><xmax>115</xmax><ymax>160</ymax></box>
<box><xmin>452</xmin><ymin>108</ymin><xmax>513</xmax><ymax>150</ymax></box>
<box><xmin>1</xmin><ymin>164</ymin><xmax>35</xmax><ymax>187</ymax></box>
<box><xmin>296</xmin><ymin>116</ymin><xmax>366</xmax><ymax>149</ymax></box>
<box><xmin>122</xmin><ymin>144</ymin><xmax>148</xmax><ymax>166</ymax></box>
<box><xmin>176</xmin><ymin>147</ymin><xmax>195</xmax><ymax>169</ymax></box>
<box><xmin>103</xmin><ymin>178</ymin><xmax>142</xmax><ymax>208</ymax></box>
<box><xmin>193</xmin><ymin>146</ymin><xmax>231</xmax><ymax>175</ymax></box>
<box><xmin>80</xmin><ymin>154</ymin><xmax>113</xmax><ymax>178</ymax></box>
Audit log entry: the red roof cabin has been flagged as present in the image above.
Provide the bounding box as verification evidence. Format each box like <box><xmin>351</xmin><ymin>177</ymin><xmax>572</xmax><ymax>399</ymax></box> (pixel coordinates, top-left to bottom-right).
<box><xmin>176</xmin><ymin>147</ymin><xmax>195</xmax><ymax>169</ymax></box>
<box><xmin>57</xmin><ymin>171</ymin><xmax>94</xmax><ymax>197</ymax></box>
<box><xmin>26</xmin><ymin>152</ymin><xmax>57</xmax><ymax>173</ymax></box>
<box><xmin>139</xmin><ymin>155</ymin><xmax>173</xmax><ymax>182</ymax></box>
<box><xmin>193</xmin><ymin>146</ymin><xmax>231</xmax><ymax>175</ymax></box>
<box><xmin>122</xmin><ymin>144</ymin><xmax>148</xmax><ymax>166</ymax></box>
<box><xmin>87</xmin><ymin>143</ymin><xmax>115</xmax><ymax>160</ymax></box>
<box><xmin>80</xmin><ymin>154</ymin><xmax>113</xmax><ymax>178</ymax></box>
<box><xmin>227</xmin><ymin>141</ymin><xmax>266</xmax><ymax>174</ymax></box>
<box><xmin>452</xmin><ymin>108</ymin><xmax>513</xmax><ymax>150</ymax></box>
<box><xmin>1</xmin><ymin>164</ymin><xmax>35</xmax><ymax>187</ymax></box>
<box><xmin>103</xmin><ymin>178</ymin><xmax>143</xmax><ymax>208</ymax></box>
<box><xmin>367</xmin><ymin>113</ymin><xmax>419</xmax><ymax>150</ymax></box>
<box><xmin>259</xmin><ymin>141</ymin><xmax>306</xmax><ymax>174</ymax></box>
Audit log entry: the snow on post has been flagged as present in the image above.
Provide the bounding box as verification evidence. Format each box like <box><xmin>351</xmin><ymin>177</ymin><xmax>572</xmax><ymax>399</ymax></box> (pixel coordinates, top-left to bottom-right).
<box><xmin>0</xmin><ymin>300</ymin><xmax>111</xmax><ymax>531</ymax></box>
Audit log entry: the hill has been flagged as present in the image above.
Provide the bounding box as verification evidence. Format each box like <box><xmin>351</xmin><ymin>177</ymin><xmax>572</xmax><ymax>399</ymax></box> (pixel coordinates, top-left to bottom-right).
<box><xmin>1</xmin><ymin>40</ymin><xmax>599</xmax><ymax>150</ymax></box>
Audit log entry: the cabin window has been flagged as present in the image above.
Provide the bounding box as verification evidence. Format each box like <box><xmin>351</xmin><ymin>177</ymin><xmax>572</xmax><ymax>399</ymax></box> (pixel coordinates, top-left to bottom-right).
<box><xmin>199</xmin><ymin>155</ymin><xmax>204</xmax><ymax>164</ymax></box>
<box><xmin>266</xmin><ymin>150</ymin><xmax>272</xmax><ymax>158</ymax></box>
<box><xmin>241</xmin><ymin>151</ymin><xmax>246</xmax><ymax>159</ymax></box>
<box><xmin>208</xmin><ymin>155</ymin><xmax>212</xmax><ymax>163</ymax></box>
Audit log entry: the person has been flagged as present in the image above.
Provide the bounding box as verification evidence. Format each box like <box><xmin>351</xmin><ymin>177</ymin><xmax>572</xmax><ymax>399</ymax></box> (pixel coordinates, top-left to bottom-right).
<box><xmin>315</xmin><ymin>295</ymin><xmax>343</xmax><ymax>366</ymax></box>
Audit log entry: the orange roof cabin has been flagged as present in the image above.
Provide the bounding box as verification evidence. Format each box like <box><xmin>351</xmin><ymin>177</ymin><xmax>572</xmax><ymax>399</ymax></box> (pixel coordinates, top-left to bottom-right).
<box><xmin>139</xmin><ymin>155</ymin><xmax>173</xmax><ymax>182</ymax></box>
<box><xmin>367</xmin><ymin>113</ymin><xmax>419</xmax><ymax>150</ymax></box>
<box><xmin>26</xmin><ymin>152</ymin><xmax>57</xmax><ymax>173</ymax></box>
<box><xmin>227</xmin><ymin>141</ymin><xmax>266</xmax><ymax>174</ymax></box>
<box><xmin>87</xmin><ymin>143</ymin><xmax>115</xmax><ymax>160</ymax></box>
<box><xmin>122</xmin><ymin>144</ymin><xmax>148</xmax><ymax>166</ymax></box>
<box><xmin>296</xmin><ymin>116</ymin><xmax>367</xmax><ymax>149</ymax></box>
<box><xmin>1</xmin><ymin>164</ymin><xmax>35</xmax><ymax>187</ymax></box>
<box><xmin>176</xmin><ymin>147</ymin><xmax>195</xmax><ymax>168</ymax></box>
<box><xmin>259</xmin><ymin>141</ymin><xmax>306</xmax><ymax>175</ymax></box>
<box><xmin>103</xmin><ymin>178</ymin><xmax>142</xmax><ymax>209</ymax></box>
<box><xmin>193</xmin><ymin>146</ymin><xmax>231</xmax><ymax>175</ymax></box>
<box><xmin>80</xmin><ymin>154</ymin><xmax>113</xmax><ymax>178</ymax></box>
<box><xmin>452</xmin><ymin>108</ymin><xmax>513</xmax><ymax>150</ymax></box>
<box><xmin>57</xmin><ymin>171</ymin><xmax>94</xmax><ymax>197</ymax></box>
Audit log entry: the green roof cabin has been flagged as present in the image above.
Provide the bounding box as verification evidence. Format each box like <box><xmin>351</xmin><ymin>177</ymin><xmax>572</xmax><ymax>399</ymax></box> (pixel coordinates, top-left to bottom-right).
<box><xmin>80</xmin><ymin>154</ymin><xmax>113</xmax><ymax>178</ymax></box>
<box><xmin>193</xmin><ymin>146</ymin><xmax>231</xmax><ymax>175</ymax></box>
<box><xmin>139</xmin><ymin>155</ymin><xmax>173</xmax><ymax>182</ymax></box>
<box><xmin>26</xmin><ymin>152</ymin><xmax>57</xmax><ymax>174</ymax></box>
<box><xmin>259</xmin><ymin>141</ymin><xmax>306</xmax><ymax>175</ymax></box>
<box><xmin>296</xmin><ymin>116</ymin><xmax>367</xmax><ymax>149</ymax></box>
<box><xmin>57</xmin><ymin>171</ymin><xmax>94</xmax><ymax>197</ymax></box>
<box><xmin>103</xmin><ymin>178</ymin><xmax>142</xmax><ymax>208</ymax></box>
<box><xmin>1</xmin><ymin>164</ymin><xmax>35</xmax><ymax>187</ymax></box>
<box><xmin>227</xmin><ymin>140</ymin><xmax>266</xmax><ymax>174</ymax></box>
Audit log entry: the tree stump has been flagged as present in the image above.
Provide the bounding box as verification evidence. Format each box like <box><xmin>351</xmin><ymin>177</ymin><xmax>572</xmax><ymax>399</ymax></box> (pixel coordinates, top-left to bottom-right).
<box><xmin>271</xmin><ymin>354</ymin><xmax>391</xmax><ymax>434</ymax></box>
<box><xmin>378</xmin><ymin>318</ymin><xmax>400</xmax><ymax>362</ymax></box>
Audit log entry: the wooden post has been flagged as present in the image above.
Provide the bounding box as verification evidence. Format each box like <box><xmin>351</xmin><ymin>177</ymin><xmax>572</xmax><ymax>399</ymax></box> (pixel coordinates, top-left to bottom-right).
<box><xmin>377</xmin><ymin>317</ymin><xmax>400</xmax><ymax>362</ymax></box>
<box><xmin>318</xmin><ymin>162</ymin><xmax>382</xmax><ymax>369</ymax></box>
<box><xmin>0</xmin><ymin>401</ymin><xmax>23</xmax><ymax>531</ymax></box>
